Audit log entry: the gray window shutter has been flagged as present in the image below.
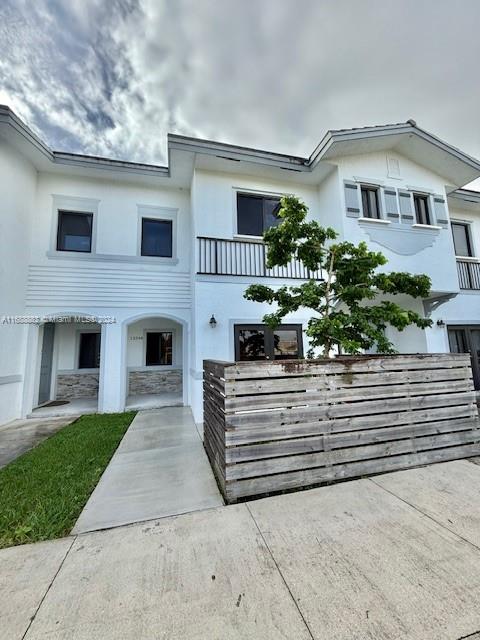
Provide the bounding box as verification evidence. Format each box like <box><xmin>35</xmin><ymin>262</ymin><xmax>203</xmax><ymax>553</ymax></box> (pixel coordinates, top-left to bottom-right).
<box><xmin>383</xmin><ymin>188</ymin><xmax>399</xmax><ymax>221</ymax></box>
<box><xmin>433</xmin><ymin>195</ymin><xmax>449</xmax><ymax>228</ymax></box>
<box><xmin>398</xmin><ymin>190</ymin><xmax>414</xmax><ymax>224</ymax></box>
<box><xmin>344</xmin><ymin>181</ymin><xmax>360</xmax><ymax>218</ymax></box>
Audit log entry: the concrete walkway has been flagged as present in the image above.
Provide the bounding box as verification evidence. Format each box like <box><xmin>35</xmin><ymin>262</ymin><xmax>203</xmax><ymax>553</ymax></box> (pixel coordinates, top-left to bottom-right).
<box><xmin>73</xmin><ymin>407</ymin><xmax>223</xmax><ymax>533</ymax></box>
<box><xmin>0</xmin><ymin>415</ymin><xmax>79</xmax><ymax>469</ymax></box>
<box><xmin>3</xmin><ymin>459</ymin><xmax>480</xmax><ymax>639</ymax></box>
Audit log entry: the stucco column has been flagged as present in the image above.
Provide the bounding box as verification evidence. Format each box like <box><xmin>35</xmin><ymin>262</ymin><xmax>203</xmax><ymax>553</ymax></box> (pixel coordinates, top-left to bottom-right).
<box><xmin>424</xmin><ymin>323</ymin><xmax>449</xmax><ymax>354</ymax></box>
<box><xmin>21</xmin><ymin>322</ymin><xmax>41</xmax><ymax>417</ymax></box>
<box><xmin>98</xmin><ymin>322</ymin><xmax>126</xmax><ymax>413</ymax></box>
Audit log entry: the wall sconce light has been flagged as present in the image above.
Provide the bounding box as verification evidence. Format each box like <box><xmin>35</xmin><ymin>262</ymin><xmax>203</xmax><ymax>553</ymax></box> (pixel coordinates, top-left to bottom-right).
<box><xmin>436</xmin><ymin>319</ymin><xmax>445</xmax><ymax>327</ymax></box>
<box><xmin>209</xmin><ymin>314</ymin><xmax>217</xmax><ymax>328</ymax></box>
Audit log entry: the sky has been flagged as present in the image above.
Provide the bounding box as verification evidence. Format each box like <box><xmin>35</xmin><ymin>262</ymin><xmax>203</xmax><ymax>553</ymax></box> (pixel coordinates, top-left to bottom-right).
<box><xmin>1</xmin><ymin>0</ymin><xmax>480</xmax><ymax>188</ymax></box>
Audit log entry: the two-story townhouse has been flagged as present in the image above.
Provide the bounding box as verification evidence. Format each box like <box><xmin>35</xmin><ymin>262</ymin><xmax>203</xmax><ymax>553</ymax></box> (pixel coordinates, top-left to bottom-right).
<box><xmin>1</xmin><ymin>106</ymin><xmax>480</xmax><ymax>427</ymax></box>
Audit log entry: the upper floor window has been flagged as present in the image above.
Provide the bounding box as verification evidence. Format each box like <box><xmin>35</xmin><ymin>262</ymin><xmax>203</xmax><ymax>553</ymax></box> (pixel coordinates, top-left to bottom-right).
<box><xmin>451</xmin><ymin>222</ymin><xmax>473</xmax><ymax>257</ymax></box>
<box><xmin>413</xmin><ymin>194</ymin><xmax>431</xmax><ymax>225</ymax></box>
<box><xmin>79</xmin><ymin>332</ymin><xmax>101</xmax><ymax>369</ymax></box>
<box><xmin>57</xmin><ymin>211</ymin><xmax>93</xmax><ymax>252</ymax></box>
<box><xmin>141</xmin><ymin>218</ymin><xmax>173</xmax><ymax>257</ymax></box>
<box><xmin>146</xmin><ymin>331</ymin><xmax>173</xmax><ymax>366</ymax></box>
<box><xmin>237</xmin><ymin>193</ymin><xmax>281</xmax><ymax>236</ymax></box>
<box><xmin>360</xmin><ymin>186</ymin><xmax>380</xmax><ymax>219</ymax></box>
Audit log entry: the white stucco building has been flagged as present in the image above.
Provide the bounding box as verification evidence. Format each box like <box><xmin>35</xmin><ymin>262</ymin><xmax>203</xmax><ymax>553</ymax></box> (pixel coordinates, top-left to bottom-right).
<box><xmin>1</xmin><ymin>106</ymin><xmax>479</xmax><ymax>426</ymax></box>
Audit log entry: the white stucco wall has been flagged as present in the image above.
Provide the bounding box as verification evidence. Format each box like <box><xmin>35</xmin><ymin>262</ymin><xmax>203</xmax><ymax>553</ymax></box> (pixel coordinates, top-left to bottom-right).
<box><xmin>0</xmin><ymin>141</ymin><xmax>36</xmax><ymax>424</ymax></box>
<box><xmin>54</xmin><ymin>322</ymin><xmax>102</xmax><ymax>371</ymax></box>
<box><xmin>333</xmin><ymin>151</ymin><xmax>459</xmax><ymax>293</ymax></box>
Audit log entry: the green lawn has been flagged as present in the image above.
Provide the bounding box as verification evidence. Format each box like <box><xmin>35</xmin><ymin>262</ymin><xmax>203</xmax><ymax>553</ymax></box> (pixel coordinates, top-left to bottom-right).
<box><xmin>0</xmin><ymin>412</ymin><xmax>135</xmax><ymax>549</ymax></box>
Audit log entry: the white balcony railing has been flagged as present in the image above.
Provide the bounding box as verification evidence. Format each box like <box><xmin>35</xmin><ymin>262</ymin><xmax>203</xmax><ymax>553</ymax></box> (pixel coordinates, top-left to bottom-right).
<box><xmin>457</xmin><ymin>259</ymin><xmax>480</xmax><ymax>290</ymax></box>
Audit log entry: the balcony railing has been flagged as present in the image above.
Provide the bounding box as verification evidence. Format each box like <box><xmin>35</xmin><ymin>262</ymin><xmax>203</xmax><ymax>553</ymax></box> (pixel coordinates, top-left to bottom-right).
<box><xmin>457</xmin><ymin>258</ymin><xmax>480</xmax><ymax>290</ymax></box>
<box><xmin>197</xmin><ymin>236</ymin><xmax>322</xmax><ymax>280</ymax></box>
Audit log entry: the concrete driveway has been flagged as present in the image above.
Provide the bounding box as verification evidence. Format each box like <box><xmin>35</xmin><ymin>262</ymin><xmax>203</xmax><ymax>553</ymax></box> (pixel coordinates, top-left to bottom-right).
<box><xmin>2</xmin><ymin>459</ymin><xmax>480</xmax><ymax>639</ymax></box>
<box><xmin>0</xmin><ymin>415</ymin><xmax>79</xmax><ymax>469</ymax></box>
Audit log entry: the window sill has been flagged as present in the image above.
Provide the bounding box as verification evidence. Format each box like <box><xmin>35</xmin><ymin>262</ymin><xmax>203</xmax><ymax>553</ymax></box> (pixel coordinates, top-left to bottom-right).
<box><xmin>46</xmin><ymin>250</ymin><xmax>179</xmax><ymax>265</ymax></box>
<box><xmin>127</xmin><ymin>365</ymin><xmax>180</xmax><ymax>372</ymax></box>
<box><xmin>411</xmin><ymin>224</ymin><xmax>442</xmax><ymax>230</ymax></box>
<box><xmin>358</xmin><ymin>217</ymin><xmax>391</xmax><ymax>225</ymax></box>
<box><xmin>456</xmin><ymin>256</ymin><xmax>479</xmax><ymax>262</ymax></box>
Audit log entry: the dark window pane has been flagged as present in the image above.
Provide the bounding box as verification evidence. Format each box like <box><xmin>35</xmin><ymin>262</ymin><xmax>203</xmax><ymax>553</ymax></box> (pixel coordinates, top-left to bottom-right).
<box><xmin>237</xmin><ymin>329</ymin><xmax>266</xmax><ymax>361</ymax></box>
<box><xmin>235</xmin><ymin>324</ymin><xmax>303</xmax><ymax>361</ymax></box>
<box><xmin>448</xmin><ymin>329</ymin><xmax>468</xmax><ymax>353</ymax></box>
<box><xmin>361</xmin><ymin>186</ymin><xmax>380</xmax><ymax>219</ymax></box>
<box><xmin>452</xmin><ymin>223</ymin><xmax>472</xmax><ymax>257</ymax></box>
<box><xmin>57</xmin><ymin>211</ymin><xmax>93</xmax><ymax>252</ymax></box>
<box><xmin>273</xmin><ymin>329</ymin><xmax>300</xmax><ymax>359</ymax></box>
<box><xmin>263</xmin><ymin>198</ymin><xmax>282</xmax><ymax>230</ymax></box>
<box><xmin>79</xmin><ymin>333</ymin><xmax>101</xmax><ymax>368</ymax></box>
<box><xmin>237</xmin><ymin>194</ymin><xmax>264</xmax><ymax>236</ymax></box>
<box><xmin>414</xmin><ymin>195</ymin><xmax>430</xmax><ymax>225</ymax></box>
<box><xmin>146</xmin><ymin>332</ymin><xmax>173</xmax><ymax>365</ymax></box>
<box><xmin>141</xmin><ymin>219</ymin><xmax>173</xmax><ymax>257</ymax></box>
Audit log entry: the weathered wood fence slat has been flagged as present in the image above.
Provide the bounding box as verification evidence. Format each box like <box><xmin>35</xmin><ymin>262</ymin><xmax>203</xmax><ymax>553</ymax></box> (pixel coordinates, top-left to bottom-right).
<box><xmin>203</xmin><ymin>354</ymin><xmax>480</xmax><ymax>503</ymax></box>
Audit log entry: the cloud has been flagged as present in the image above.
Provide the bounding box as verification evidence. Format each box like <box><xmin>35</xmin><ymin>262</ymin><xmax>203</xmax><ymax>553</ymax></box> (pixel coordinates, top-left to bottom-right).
<box><xmin>1</xmin><ymin>0</ymin><xmax>480</xmax><ymax>191</ymax></box>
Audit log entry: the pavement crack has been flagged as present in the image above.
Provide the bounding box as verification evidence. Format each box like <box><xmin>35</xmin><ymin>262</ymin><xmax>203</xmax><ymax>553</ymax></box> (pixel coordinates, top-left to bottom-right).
<box><xmin>368</xmin><ymin>478</ymin><xmax>480</xmax><ymax>553</ymax></box>
<box><xmin>245</xmin><ymin>503</ymin><xmax>315</xmax><ymax>640</ymax></box>
<box><xmin>21</xmin><ymin>536</ymin><xmax>77</xmax><ymax>640</ymax></box>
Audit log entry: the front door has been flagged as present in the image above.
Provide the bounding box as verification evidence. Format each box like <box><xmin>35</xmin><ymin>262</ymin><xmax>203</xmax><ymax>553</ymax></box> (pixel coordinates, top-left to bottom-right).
<box><xmin>38</xmin><ymin>322</ymin><xmax>55</xmax><ymax>405</ymax></box>
<box><xmin>234</xmin><ymin>324</ymin><xmax>303</xmax><ymax>361</ymax></box>
<box><xmin>448</xmin><ymin>325</ymin><xmax>480</xmax><ymax>390</ymax></box>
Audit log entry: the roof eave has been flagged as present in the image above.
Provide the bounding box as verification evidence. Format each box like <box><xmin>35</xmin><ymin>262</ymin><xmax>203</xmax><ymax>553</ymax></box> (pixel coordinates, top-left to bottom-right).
<box><xmin>167</xmin><ymin>133</ymin><xmax>309</xmax><ymax>171</ymax></box>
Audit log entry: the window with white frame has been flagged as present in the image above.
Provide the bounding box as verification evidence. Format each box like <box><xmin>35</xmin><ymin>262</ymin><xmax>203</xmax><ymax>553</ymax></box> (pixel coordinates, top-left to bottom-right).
<box><xmin>451</xmin><ymin>222</ymin><xmax>473</xmax><ymax>257</ymax></box>
<box><xmin>141</xmin><ymin>218</ymin><xmax>173</xmax><ymax>257</ymax></box>
<box><xmin>413</xmin><ymin>194</ymin><xmax>431</xmax><ymax>225</ymax></box>
<box><xmin>57</xmin><ymin>210</ymin><xmax>93</xmax><ymax>252</ymax></box>
<box><xmin>236</xmin><ymin>192</ymin><xmax>282</xmax><ymax>236</ymax></box>
<box><xmin>360</xmin><ymin>185</ymin><xmax>381</xmax><ymax>219</ymax></box>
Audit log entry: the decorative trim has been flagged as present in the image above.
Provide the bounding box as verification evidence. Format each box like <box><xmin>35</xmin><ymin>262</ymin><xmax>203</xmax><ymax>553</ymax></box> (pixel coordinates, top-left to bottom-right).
<box><xmin>46</xmin><ymin>250</ymin><xmax>179</xmax><ymax>265</ymax></box>
<box><xmin>423</xmin><ymin>293</ymin><xmax>457</xmax><ymax>317</ymax></box>
<box><xmin>406</xmin><ymin>185</ymin><xmax>435</xmax><ymax>195</ymax></box>
<box><xmin>353</xmin><ymin>176</ymin><xmax>385</xmax><ymax>186</ymax></box>
<box><xmin>0</xmin><ymin>374</ymin><xmax>22</xmax><ymax>386</ymax></box>
<box><xmin>358</xmin><ymin>217</ymin><xmax>391</xmax><ymax>225</ymax></box>
<box><xmin>412</xmin><ymin>223</ymin><xmax>442</xmax><ymax>230</ymax></box>
<box><xmin>359</xmin><ymin>224</ymin><xmax>440</xmax><ymax>255</ymax></box>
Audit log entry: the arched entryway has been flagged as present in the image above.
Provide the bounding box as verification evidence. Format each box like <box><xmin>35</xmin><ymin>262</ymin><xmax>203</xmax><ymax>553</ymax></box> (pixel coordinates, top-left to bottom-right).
<box><xmin>32</xmin><ymin>313</ymin><xmax>101</xmax><ymax>416</ymax></box>
<box><xmin>124</xmin><ymin>315</ymin><xmax>186</xmax><ymax>410</ymax></box>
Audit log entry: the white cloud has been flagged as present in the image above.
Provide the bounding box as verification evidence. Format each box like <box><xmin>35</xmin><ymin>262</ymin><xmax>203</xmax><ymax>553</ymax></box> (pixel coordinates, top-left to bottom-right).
<box><xmin>1</xmin><ymin>0</ymin><xmax>480</xmax><ymax>191</ymax></box>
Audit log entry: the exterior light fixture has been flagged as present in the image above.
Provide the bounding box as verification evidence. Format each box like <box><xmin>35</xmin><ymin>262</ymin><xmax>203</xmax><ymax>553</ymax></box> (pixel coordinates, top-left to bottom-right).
<box><xmin>209</xmin><ymin>314</ymin><xmax>217</xmax><ymax>328</ymax></box>
<box><xmin>436</xmin><ymin>319</ymin><xmax>445</xmax><ymax>327</ymax></box>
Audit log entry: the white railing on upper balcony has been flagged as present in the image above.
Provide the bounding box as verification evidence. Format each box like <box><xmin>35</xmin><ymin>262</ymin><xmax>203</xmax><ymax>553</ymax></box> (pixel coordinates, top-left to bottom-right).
<box><xmin>197</xmin><ymin>236</ymin><xmax>323</xmax><ymax>280</ymax></box>
<box><xmin>457</xmin><ymin>259</ymin><xmax>480</xmax><ymax>290</ymax></box>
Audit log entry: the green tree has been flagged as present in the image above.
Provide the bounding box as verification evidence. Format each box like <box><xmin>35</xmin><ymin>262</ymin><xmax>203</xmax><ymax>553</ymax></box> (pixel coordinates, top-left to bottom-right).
<box><xmin>244</xmin><ymin>195</ymin><xmax>432</xmax><ymax>357</ymax></box>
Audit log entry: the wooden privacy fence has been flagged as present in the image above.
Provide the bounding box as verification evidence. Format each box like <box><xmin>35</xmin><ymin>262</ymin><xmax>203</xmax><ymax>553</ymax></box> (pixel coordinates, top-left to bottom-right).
<box><xmin>203</xmin><ymin>354</ymin><xmax>480</xmax><ymax>503</ymax></box>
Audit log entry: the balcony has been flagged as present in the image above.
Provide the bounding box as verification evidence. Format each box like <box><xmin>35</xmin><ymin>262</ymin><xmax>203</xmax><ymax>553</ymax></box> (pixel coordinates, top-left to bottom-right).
<box><xmin>457</xmin><ymin>259</ymin><xmax>480</xmax><ymax>290</ymax></box>
<box><xmin>197</xmin><ymin>236</ymin><xmax>322</xmax><ymax>280</ymax></box>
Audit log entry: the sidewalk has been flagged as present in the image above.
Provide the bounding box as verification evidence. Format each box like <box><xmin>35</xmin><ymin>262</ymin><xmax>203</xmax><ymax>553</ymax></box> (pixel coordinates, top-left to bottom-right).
<box><xmin>73</xmin><ymin>407</ymin><xmax>223</xmax><ymax>533</ymax></box>
<box><xmin>2</xmin><ymin>459</ymin><xmax>480</xmax><ymax>639</ymax></box>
